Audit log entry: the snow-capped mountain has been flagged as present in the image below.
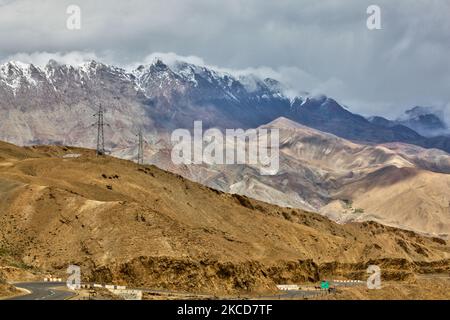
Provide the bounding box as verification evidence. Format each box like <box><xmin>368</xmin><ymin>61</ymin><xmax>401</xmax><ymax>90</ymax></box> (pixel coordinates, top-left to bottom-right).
<box><xmin>368</xmin><ymin>106</ymin><xmax>449</xmax><ymax>138</ymax></box>
<box><xmin>0</xmin><ymin>60</ymin><xmax>145</xmax><ymax>149</ymax></box>
<box><xmin>130</xmin><ymin>58</ymin><xmax>295</xmax><ymax>130</ymax></box>
<box><xmin>398</xmin><ymin>106</ymin><xmax>448</xmax><ymax>137</ymax></box>
<box><xmin>1</xmin><ymin>58</ymin><xmax>450</xmax><ymax>155</ymax></box>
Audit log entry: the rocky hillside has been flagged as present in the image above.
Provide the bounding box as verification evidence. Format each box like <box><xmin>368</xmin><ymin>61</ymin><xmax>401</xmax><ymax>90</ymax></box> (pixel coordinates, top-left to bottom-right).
<box><xmin>149</xmin><ymin>117</ymin><xmax>450</xmax><ymax>238</ymax></box>
<box><xmin>0</xmin><ymin>141</ymin><xmax>448</xmax><ymax>294</ymax></box>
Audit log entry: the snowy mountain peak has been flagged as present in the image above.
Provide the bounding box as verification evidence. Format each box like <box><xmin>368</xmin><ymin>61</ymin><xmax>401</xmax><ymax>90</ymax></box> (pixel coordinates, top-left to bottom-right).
<box><xmin>397</xmin><ymin>106</ymin><xmax>448</xmax><ymax>137</ymax></box>
<box><xmin>79</xmin><ymin>60</ymin><xmax>104</xmax><ymax>74</ymax></box>
<box><xmin>0</xmin><ymin>61</ymin><xmax>33</xmax><ymax>78</ymax></box>
<box><xmin>46</xmin><ymin>59</ymin><xmax>60</xmax><ymax>68</ymax></box>
<box><xmin>152</xmin><ymin>58</ymin><xmax>168</xmax><ymax>69</ymax></box>
<box><xmin>0</xmin><ymin>61</ymin><xmax>41</xmax><ymax>94</ymax></box>
<box><xmin>4</xmin><ymin>60</ymin><xmax>32</xmax><ymax>70</ymax></box>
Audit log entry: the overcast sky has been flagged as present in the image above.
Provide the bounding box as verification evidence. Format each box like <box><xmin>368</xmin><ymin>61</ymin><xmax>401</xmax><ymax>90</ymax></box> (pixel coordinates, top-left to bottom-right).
<box><xmin>0</xmin><ymin>0</ymin><xmax>449</xmax><ymax>119</ymax></box>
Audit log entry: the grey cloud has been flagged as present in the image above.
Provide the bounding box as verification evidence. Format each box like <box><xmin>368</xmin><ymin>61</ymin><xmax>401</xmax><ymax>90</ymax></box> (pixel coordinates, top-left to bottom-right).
<box><xmin>0</xmin><ymin>0</ymin><xmax>449</xmax><ymax>120</ymax></box>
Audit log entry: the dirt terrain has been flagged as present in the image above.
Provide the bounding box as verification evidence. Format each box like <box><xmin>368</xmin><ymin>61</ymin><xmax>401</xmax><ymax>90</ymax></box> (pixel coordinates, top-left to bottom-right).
<box><xmin>319</xmin><ymin>276</ymin><xmax>450</xmax><ymax>300</ymax></box>
<box><xmin>0</xmin><ymin>272</ymin><xmax>19</xmax><ymax>299</ymax></box>
<box><xmin>0</xmin><ymin>283</ymin><xmax>18</xmax><ymax>299</ymax></box>
<box><xmin>0</xmin><ymin>141</ymin><xmax>449</xmax><ymax>296</ymax></box>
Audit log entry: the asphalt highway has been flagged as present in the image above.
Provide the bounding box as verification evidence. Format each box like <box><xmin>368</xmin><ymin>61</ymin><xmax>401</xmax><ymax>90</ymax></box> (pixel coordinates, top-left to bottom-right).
<box><xmin>7</xmin><ymin>282</ymin><xmax>76</xmax><ymax>300</ymax></box>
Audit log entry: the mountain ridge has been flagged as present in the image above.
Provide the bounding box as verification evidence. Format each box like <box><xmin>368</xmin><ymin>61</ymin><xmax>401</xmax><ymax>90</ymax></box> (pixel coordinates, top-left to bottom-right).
<box><xmin>1</xmin><ymin>58</ymin><xmax>450</xmax><ymax>154</ymax></box>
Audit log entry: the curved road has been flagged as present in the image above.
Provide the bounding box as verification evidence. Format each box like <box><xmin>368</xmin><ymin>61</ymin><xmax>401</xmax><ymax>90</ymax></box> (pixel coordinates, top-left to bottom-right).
<box><xmin>7</xmin><ymin>282</ymin><xmax>76</xmax><ymax>300</ymax></box>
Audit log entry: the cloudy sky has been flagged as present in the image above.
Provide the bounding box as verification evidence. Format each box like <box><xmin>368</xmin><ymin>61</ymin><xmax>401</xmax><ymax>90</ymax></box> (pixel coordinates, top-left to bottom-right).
<box><xmin>0</xmin><ymin>0</ymin><xmax>449</xmax><ymax>119</ymax></box>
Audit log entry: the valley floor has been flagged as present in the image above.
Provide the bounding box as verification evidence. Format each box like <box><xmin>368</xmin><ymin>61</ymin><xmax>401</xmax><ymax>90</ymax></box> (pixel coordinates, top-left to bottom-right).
<box><xmin>315</xmin><ymin>276</ymin><xmax>450</xmax><ymax>300</ymax></box>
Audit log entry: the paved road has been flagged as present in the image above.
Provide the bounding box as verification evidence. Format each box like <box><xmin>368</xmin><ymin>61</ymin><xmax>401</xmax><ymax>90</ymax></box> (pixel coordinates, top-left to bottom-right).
<box><xmin>416</xmin><ymin>273</ymin><xmax>450</xmax><ymax>280</ymax></box>
<box><xmin>256</xmin><ymin>289</ymin><xmax>330</xmax><ymax>300</ymax></box>
<box><xmin>7</xmin><ymin>282</ymin><xmax>76</xmax><ymax>300</ymax></box>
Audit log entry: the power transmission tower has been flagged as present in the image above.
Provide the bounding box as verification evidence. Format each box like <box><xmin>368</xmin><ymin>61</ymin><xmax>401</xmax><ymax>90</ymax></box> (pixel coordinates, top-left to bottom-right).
<box><xmin>94</xmin><ymin>104</ymin><xmax>106</xmax><ymax>156</ymax></box>
<box><xmin>137</xmin><ymin>129</ymin><xmax>144</xmax><ymax>165</ymax></box>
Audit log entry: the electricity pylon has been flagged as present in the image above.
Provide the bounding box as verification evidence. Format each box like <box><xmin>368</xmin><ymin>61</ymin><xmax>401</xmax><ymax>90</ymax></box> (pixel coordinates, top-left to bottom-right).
<box><xmin>94</xmin><ymin>104</ymin><xmax>106</xmax><ymax>156</ymax></box>
<box><xmin>137</xmin><ymin>129</ymin><xmax>144</xmax><ymax>165</ymax></box>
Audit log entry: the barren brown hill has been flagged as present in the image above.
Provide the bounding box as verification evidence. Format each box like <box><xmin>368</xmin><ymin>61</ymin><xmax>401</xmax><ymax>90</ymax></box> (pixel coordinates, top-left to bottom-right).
<box><xmin>0</xmin><ymin>140</ymin><xmax>449</xmax><ymax>295</ymax></box>
<box><xmin>321</xmin><ymin>166</ymin><xmax>450</xmax><ymax>238</ymax></box>
<box><xmin>149</xmin><ymin>117</ymin><xmax>450</xmax><ymax>237</ymax></box>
